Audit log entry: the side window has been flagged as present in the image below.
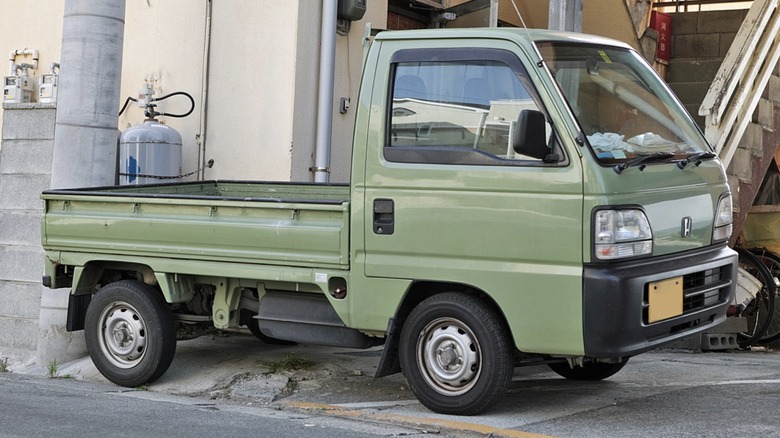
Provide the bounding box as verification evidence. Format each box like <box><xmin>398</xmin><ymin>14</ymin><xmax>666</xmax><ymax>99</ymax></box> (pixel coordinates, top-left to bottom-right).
<box><xmin>386</xmin><ymin>50</ymin><xmax>560</xmax><ymax>166</ymax></box>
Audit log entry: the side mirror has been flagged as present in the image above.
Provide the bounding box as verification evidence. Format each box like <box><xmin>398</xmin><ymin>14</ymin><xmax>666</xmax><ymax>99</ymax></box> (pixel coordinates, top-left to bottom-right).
<box><xmin>513</xmin><ymin>109</ymin><xmax>550</xmax><ymax>160</ymax></box>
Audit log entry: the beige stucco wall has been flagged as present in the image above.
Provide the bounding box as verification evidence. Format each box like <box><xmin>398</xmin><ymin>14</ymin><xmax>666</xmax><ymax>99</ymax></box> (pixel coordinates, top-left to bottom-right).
<box><xmin>328</xmin><ymin>4</ymin><xmax>389</xmax><ymax>182</ymax></box>
<box><xmin>1</xmin><ymin>0</ymin><xmax>387</xmax><ymax>183</ymax></box>
<box><xmin>0</xmin><ymin>0</ymin><xmax>642</xmax><ymax>182</ymax></box>
<box><xmin>204</xmin><ymin>1</ymin><xmax>301</xmax><ymax>181</ymax></box>
<box><xmin>119</xmin><ymin>1</ymin><xmax>208</xmax><ymax>182</ymax></box>
<box><xmin>0</xmin><ymin>0</ymin><xmax>64</xmax><ymax>137</ymax></box>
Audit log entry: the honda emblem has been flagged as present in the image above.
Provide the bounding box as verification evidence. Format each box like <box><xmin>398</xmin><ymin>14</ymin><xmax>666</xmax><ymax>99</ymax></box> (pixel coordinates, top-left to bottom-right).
<box><xmin>681</xmin><ymin>217</ymin><xmax>692</xmax><ymax>238</ymax></box>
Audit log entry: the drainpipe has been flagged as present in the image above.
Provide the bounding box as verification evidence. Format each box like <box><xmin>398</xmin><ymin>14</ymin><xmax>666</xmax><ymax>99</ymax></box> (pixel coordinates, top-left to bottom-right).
<box><xmin>50</xmin><ymin>0</ymin><xmax>126</xmax><ymax>189</ymax></box>
<box><xmin>313</xmin><ymin>0</ymin><xmax>338</xmax><ymax>183</ymax></box>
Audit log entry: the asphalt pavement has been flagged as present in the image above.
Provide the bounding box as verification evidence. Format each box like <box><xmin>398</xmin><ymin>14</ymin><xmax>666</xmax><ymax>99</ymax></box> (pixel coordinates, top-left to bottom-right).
<box><xmin>7</xmin><ymin>331</ymin><xmax>780</xmax><ymax>437</ymax></box>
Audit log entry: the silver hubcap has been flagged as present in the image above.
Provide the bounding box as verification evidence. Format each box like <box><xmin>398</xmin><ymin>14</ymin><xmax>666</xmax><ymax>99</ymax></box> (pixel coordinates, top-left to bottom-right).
<box><xmin>97</xmin><ymin>301</ymin><xmax>147</xmax><ymax>369</ymax></box>
<box><xmin>417</xmin><ymin>317</ymin><xmax>481</xmax><ymax>396</ymax></box>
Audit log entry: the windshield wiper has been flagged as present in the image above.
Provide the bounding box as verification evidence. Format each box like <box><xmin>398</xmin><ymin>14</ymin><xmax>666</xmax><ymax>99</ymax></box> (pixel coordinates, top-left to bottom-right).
<box><xmin>613</xmin><ymin>152</ymin><xmax>675</xmax><ymax>174</ymax></box>
<box><xmin>676</xmin><ymin>151</ymin><xmax>716</xmax><ymax>169</ymax></box>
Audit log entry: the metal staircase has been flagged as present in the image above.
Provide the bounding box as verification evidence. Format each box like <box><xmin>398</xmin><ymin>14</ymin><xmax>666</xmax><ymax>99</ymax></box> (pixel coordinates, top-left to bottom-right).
<box><xmin>694</xmin><ymin>0</ymin><xmax>780</xmax><ymax>244</ymax></box>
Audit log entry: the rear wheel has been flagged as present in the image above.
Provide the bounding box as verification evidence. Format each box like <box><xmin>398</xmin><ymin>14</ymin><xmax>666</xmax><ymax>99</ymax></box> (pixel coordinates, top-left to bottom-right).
<box><xmin>84</xmin><ymin>280</ymin><xmax>176</xmax><ymax>387</ymax></box>
<box><xmin>547</xmin><ymin>358</ymin><xmax>628</xmax><ymax>381</ymax></box>
<box><xmin>399</xmin><ymin>293</ymin><xmax>513</xmax><ymax>415</ymax></box>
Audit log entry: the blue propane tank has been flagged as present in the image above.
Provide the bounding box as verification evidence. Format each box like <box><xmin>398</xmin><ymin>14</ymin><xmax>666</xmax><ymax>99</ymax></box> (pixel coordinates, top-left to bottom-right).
<box><xmin>119</xmin><ymin>120</ymin><xmax>182</xmax><ymax>185</ymax></box>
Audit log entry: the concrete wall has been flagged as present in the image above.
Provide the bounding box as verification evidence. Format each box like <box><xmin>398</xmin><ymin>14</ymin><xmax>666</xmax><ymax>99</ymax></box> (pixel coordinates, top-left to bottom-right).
<box><xmin>0</xmin><ymin>104</ymin><xmax>56</xmax><ymax>361</ymax></box>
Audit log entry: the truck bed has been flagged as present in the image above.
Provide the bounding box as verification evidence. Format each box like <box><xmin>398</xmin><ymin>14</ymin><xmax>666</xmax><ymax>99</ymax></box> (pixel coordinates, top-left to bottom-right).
<box><xmin>41</xmin><ymin>181</ymin><xmax>351</xmax><ymax>269</ymax></box>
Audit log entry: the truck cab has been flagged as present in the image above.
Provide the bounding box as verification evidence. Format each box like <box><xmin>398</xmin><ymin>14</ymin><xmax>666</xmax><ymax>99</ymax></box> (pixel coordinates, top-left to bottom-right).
<box><xmin>348</xmin><ymin>28</ymin><xmax>736</xmax><ymax>411</ymax></box>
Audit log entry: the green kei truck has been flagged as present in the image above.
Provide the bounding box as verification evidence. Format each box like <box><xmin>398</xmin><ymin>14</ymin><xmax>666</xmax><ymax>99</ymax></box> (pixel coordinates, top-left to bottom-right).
<box><xmin>42</xmin><ymin>28</ymin><xmax>738</xmax><ymax>415</ymax></box>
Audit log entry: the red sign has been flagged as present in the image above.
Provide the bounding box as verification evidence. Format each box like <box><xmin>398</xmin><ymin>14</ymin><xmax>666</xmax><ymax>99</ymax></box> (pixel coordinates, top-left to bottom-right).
<box><xmin>650</xmin><ymin>11</ymin><xmax>672</xmax><ymax>63</ymax></box>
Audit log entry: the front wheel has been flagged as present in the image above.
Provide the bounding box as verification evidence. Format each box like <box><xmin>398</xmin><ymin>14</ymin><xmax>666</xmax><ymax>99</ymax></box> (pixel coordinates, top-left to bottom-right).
<box><xmin>399</xmin><ymin>293</ymin><xmax>513</xmax><ymax>415</ymax></box>
<box><xmin>547</xmin><ymin>358</ymin><xmax>628</xmax><ymax>381</ymax></box>
<box><xmin>84</xmin><ymin>280</ymin><xmax>177</xmax><ymax>387</ymax></box>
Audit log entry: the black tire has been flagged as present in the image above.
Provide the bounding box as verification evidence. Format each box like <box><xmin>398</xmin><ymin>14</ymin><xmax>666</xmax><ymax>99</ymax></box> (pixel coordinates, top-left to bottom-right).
<box><xmin>399</xmin><ymin>293</ymin><xmax>513</xmax><ymax>415</ymax></box>
<box><xmin>240</xmin><ymin>309</ymin><xmax>295</xmax><ymax>345</ymax></box>
<box><xmin>734</xmin><ymin>247</ymin><xmax>775</xmax><ymax>347</ymax></box>
<box><xmin>547</xmin><ymin>358</ymin><xmax>628</xmax><ymax>381</ymax></box>
<box><xmin>749</xmin><ymin>248</ymin><xmax>780</xmax><ymax>343</ymax></box>
<box><xmin>84</xmin><ymin>280</ymin><xmax>177</xmax><ymax>387</ymax></box>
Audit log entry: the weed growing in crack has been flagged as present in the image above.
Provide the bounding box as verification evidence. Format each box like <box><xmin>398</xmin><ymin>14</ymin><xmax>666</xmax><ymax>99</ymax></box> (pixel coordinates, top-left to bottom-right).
<box><xmin>265</xmin><ymin>353</ymin><xmax>311</xmax><ymax>374</ymax></box>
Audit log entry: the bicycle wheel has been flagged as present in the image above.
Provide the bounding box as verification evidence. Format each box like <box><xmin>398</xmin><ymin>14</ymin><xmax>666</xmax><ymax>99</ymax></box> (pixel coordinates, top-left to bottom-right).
<box><xmin>734</xmin><ymin>247</ymin><xmax>776</xmax><ymax>347</ymax></box>
<box><xmin>749</xmin><ymin>248</ymin><xmax>780</xmax><ymax>343</ymax></box>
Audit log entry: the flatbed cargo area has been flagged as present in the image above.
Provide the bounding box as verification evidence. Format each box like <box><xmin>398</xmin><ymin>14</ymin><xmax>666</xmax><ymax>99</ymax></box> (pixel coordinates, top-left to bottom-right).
<box><xmin>42</xmin><ymin>181</ymin><xmax>351</xmax><ymax>269</ymax></box>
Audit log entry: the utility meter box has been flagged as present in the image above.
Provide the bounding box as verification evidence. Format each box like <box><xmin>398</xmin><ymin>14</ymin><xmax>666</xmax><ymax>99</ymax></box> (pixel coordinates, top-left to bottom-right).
<box><xmin>338</xmin><ymin>0</ymin><xmax>366</xmax><ymax>21</ymax></box>
<box><xmin>3</xmin><ymin>75</ymin><xmax>33</xmax><ymax>103</ymax></box>
<box><xmin>39</xmin><ymin>74</ymin><xmax>58</xmax><ymax>103</ymax></box>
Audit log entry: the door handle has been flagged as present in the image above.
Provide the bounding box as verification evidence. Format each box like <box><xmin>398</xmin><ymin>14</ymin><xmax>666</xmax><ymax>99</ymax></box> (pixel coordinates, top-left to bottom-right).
<box><xmin>373</xmin><ymin>199</ymin><xmax>394</xmax><ymax>235</ymax></box>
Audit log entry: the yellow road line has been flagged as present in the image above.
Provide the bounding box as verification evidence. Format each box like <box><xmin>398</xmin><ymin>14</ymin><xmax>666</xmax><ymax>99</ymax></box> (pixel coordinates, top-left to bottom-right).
<box><xmin>282</xmin><ymin>400</ymin><xmax>555</xmax><ymax>438</ymax></box>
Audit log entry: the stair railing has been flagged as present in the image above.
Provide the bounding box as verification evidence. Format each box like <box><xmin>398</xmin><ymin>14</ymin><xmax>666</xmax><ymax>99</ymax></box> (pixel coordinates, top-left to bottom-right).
<box><xmin>698</xmin><ymin>0</ymin><xmax>780</xmax><ymax>169</ymax></box>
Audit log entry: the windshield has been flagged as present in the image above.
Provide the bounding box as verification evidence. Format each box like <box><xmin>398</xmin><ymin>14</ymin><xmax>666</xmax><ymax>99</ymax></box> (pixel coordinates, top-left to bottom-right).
<box><xmin>537</xmin><ymin>42</ymin><xmax>711</xmax><ymax>165</ymax></box>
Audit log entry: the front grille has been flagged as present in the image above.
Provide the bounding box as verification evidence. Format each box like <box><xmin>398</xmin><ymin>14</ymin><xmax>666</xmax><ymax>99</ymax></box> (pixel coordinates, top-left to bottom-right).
<box><xmin>642</xmin><ymin>266</ymin><xmax>731</xmax><ymax>324</ymax></box>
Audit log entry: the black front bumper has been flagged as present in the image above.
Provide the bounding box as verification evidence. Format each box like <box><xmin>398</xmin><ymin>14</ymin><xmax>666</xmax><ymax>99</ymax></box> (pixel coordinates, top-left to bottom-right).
<box><xmin>583</xmin><ymin>244</ymin><xmax>737</xmax><ymax>358</ymax></box>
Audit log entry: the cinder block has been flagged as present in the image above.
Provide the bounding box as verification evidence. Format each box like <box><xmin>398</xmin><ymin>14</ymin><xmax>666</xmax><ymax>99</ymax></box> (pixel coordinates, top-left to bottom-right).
<box><xmin>701</xmin><ymin>333</ymin><xmax>739</xmax><ymax>351</ymax></box>
<box><xmin>673</xmin><ymin>34</ymin><xmax>721</xmax><ymax>59</ymax></box>
<box><xmin>0</xmin><ymin>246</ymin><xmax>45</xmax><ymax>283</ymax></box>
<box><xmin>737</xmin><ymin>123</ymin><xmax>764</xmax><ymax>158</ymax></box>
<box><xmin>669</xmin><ymin>82</ymin><xmax>711</xmax><ymax>107</ymax></box>
<box><xmin>768</xmin><ymin>76</ymin><xmax>780</xmax><ymax>104</ymax></box>
<box><xmin>668</xmin><ymin>59</ymin><xmax>723</xmax><ymax>83</ymax></box>
<box><xmin>754</xmin><ymin>99</ymin><xmax>774</xmax><ymax>129</ymax></box>
<box><xmin>0</xmin><ymin>174</ymin><xmax>50</xmax><ymax>210</ymax></box>
<box><xmin>697</xmin><ymin>9</ymin><xmax>748</xmax><ymax>34</ymax></box>
<box><xmin>731</xmin><ymin>147</ymin><xmax>752</xmax><ymax>183</ymax></box>
<box><xmin>719</xmin><ymin>32</ymin><xmax>738</xmax><ymax>58</ymax></box>
<box><xmin>1</xmin><ymin>106</ymin><xmax>56</xmax><ymax>140</ymax></box>
<box><xmin>0</xmin><ymin>139</ymin><xmax>54</xmax><ymax>175</ymax></box>
<box><xmin>0</xmin><ymin>316</ymin><xmax>39</xmax><ymax>351</ymax></box>
<box><xmin>0</xmin><ymin>210</ymin><xmax>43</xmax><ymax>246</ymax></box>
<box><xmin>0</xmin><ymin>281</ymin><xmax>43</xmax><ymax>319</ymax></box>
<box><xmin>669</xmin><ymin>12</ymin><xmax>698</xmax><ymax>35</ymax></box>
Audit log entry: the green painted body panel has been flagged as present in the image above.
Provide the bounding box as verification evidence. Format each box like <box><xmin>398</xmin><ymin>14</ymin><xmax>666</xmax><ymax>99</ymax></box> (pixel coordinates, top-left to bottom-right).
<box><xmin>580</xmin><ymin>159</ymin><xmax>729</xmax><ymax>262</ymax></box>
<box><xmin>42</xmin><ymin>182</ymin><xmax>350</xmax><ymax>269</ymax></box>
<box><xmin>41</xmin><ymin>28</ymin><xmax>734</xmax><ymax>359</ymax></box>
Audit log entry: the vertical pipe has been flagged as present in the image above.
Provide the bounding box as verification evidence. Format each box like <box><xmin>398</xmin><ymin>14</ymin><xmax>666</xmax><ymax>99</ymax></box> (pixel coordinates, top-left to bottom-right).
<box><xmin>50</xmin><ymin>0</ymin><xmax>126</xmax><ymax>189</ymax></box>
<box><xmin>313</xmin><ymin>0</ymin><xmax>338</xmax><ymax>183</ymax></box>
<box><xmin>198</xmin><ymin>0</ymin><xmax>213</xmax><ymax>181</ymax></box>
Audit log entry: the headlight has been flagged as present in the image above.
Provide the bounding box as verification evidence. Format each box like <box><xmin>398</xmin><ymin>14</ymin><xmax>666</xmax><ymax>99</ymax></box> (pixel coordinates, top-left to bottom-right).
<box><xmin>594</xmin><ymin>209</ymin><xmax>653</xmax><ymax>260</ymax></box>
<box><xmin>712</xmin><ymin>193</ymin><xmax>733</xmax><ymax>243</ymax></box>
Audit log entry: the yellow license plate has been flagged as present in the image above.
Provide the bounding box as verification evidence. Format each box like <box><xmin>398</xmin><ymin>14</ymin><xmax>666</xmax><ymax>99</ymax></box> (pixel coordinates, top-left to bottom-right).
<box><xmin>648</xmin><ymin>276</ymin><xmax>683</xmax><ymax>323</ymax></box>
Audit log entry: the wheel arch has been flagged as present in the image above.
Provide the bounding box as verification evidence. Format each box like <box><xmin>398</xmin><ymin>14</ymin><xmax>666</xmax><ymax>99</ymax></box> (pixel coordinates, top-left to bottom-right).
<box><xmin>375</xmin><ymin>280</ymin><xmax>514</xmax><ymax>378</ymax></box>
<box><xmin>67</xmin><ymin>261</ymin><xmax>180</xmax><ymax>331</ymax></box>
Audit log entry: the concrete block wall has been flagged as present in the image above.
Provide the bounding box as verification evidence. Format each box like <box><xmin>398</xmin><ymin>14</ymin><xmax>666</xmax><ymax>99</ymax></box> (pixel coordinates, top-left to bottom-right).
<box><xmin>667</xmin><ymin>10</ymin><xmax>748</xmax><ymax>129</ymax></box>
<box><xmin>0</xmin><ymin>103</ymin><xmax>85</xmax><ymax>366</ymax></box>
